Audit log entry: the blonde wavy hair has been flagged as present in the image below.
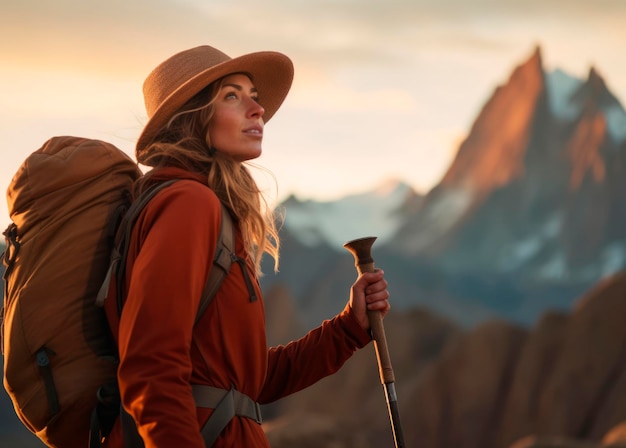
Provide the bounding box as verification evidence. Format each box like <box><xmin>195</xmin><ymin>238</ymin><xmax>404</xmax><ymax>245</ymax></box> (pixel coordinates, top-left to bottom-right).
<box><xmin>136</xmin><ymin>77</ymin><xmax>280</xmax><ymax>275</ymax></box>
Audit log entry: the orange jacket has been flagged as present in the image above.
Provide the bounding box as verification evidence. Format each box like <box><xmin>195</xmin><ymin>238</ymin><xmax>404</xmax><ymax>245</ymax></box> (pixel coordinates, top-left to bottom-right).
<box><xmin>103</xmin><ymin>167</ymin><xmax>371</xmax><ymax>447</ymax></box>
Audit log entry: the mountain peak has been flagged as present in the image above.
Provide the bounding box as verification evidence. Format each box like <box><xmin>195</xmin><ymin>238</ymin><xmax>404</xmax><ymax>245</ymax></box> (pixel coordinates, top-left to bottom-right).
<box><xmin>438</xmin><ymin>46</ymin><xmax>546</xmax><ymax>195</ymax></box>
<box><xmin>365</xmin><ymin>177</ymin><xmax>417</xmax><ymax>197</ymax></box>
<box><xmin>572</xmin><ymin>66</ymin><xmax>621</xmax><ymax>111</ymax></box>
<box><xmin>568</xmin><ymin>65</ymin><xmax>626</xmax><ymax>143</ymax></box>
<box><xmin>529</xmin><ymin>44</ymin><xmax>543</xmax><ymax>68</ymax></box>
<box><xmin>280</xmin><ymin>180</ymin><xmax>420</xmax><ymax>248</ymax></box>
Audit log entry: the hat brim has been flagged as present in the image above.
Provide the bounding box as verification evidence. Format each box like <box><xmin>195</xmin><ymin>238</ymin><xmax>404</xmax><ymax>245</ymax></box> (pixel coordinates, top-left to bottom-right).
<box><xmin>136</xmin><ymin>51</ymin><xmax>294</xmax><ymax>159</ymax></box>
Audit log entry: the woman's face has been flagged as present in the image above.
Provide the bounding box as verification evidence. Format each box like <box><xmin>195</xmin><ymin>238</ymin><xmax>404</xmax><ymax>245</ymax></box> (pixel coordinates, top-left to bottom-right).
<box><xmin>208</xmin><ymin>73</ymin><xmax>265</xmax><ymax>161</ymax></box>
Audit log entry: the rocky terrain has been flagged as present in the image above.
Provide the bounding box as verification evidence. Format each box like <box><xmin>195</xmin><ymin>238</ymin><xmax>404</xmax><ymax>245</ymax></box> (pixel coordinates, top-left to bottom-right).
<box><xmin>263</xmin><ymin>272</ymin><xmax>626</xmax><ymax>448</ymax></box>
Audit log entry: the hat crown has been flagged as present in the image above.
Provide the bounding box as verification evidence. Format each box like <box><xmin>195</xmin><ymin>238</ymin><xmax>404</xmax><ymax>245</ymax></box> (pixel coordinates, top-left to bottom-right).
<box><xmin>143</xmin><ymin>46</ymin><xmax>232</xmax><ymax>118</ymax></box>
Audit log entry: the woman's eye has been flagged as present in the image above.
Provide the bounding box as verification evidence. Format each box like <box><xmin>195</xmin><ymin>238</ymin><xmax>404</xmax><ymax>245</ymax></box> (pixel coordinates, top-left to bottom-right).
<box><xmin>252</xmin><ymin>96</ymin><xmax>260</xmax><ymax>103</ymax></box>
<box><xmin>225</xmin><ymin>92</ymin><xmax>238</xmax><ymax>99</ymax></box>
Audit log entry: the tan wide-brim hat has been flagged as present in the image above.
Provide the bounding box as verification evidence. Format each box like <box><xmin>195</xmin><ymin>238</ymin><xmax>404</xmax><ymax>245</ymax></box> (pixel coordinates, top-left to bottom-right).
<box><xmin>136</xmin><ymin>45</ymin><xmax>294</xmax><ymax>160</ymax></box>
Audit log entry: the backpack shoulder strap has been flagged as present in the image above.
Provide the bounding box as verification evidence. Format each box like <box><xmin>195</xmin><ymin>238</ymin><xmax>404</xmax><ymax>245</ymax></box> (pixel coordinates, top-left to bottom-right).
<box><xmin>195</xmin><ymin>204</ymin><xmax>235</xmax><ymax>325</ymax></box>
<box><xmin>95</xmin><ymin>180</ymin><xmax>178</xmax><ymax>311</ymax></box>
<box><xmin>96</xmin><ymin>180</ymin><xmax>235</xmax><ymax>325</ymax></box>
<box><xmin>115</xmin><ymin>179</ymin><xmax>181</xmax><ymax>313</ymax></box>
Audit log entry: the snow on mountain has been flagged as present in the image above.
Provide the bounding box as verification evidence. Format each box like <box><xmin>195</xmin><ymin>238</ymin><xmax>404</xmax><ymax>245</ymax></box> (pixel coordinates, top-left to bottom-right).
<box><xmin>545</xmin><ymin>68</ymin><xmax>583</xmax><ymax>121</ymax></box>
<box><xmin>281</xmin><ymin>179</ymin><xmax>419</xmax><ymax>249</ymax></box>
<box><xmin>500</xmin><ymin>213</ymin><xmax>562</xmax><ymax>273</ymax></box>
<box><xmin>605</xmin><ymin>102</ymin><xmax>626</xmax><ymax>143</ymax></box>
<box><xmin>547</xmin><ymin>66</ymin><xmax>626</xmax><ymax>145</ymax></box>
<box><xmin>399</xmin><ymin>185</ymin><xmax>474</xmax><ymax>254</ymax></box>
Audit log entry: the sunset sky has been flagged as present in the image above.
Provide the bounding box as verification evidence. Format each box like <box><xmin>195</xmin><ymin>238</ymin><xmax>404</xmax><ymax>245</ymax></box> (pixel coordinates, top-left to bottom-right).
<box><xmin>1</xmin><ymin>0</ymin><xmax>625</xmax><ymax>228</ymax></box>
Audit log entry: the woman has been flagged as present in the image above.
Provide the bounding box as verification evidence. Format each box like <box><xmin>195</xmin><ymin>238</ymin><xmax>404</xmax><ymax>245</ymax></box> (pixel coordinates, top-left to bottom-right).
<box><xmin>103</xmin><ymin>45</ymin><xmax>391</xmax><ymax>447</ymax></box>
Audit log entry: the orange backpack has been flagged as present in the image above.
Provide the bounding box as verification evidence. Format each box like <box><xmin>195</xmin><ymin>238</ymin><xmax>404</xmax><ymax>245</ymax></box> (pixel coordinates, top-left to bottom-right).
<box><xmin>2</xmin><ymin>136</ymin><xmax>234</xmax><ymax>448</ymax></box>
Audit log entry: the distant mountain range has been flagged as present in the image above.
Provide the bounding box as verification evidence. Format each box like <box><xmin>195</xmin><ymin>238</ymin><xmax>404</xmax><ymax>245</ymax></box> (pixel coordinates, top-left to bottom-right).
<box><xmin>262</xmin><ymin>46</ymin><xmax>626</xmax><ymax>328</ymax></box>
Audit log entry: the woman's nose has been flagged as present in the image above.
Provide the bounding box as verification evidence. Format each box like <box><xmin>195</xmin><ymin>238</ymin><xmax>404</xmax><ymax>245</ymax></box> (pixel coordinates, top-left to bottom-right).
<box><xmin>247</xmin><ymin>97</ymin><xmax>265</xmax><ymax>117</ymax></box>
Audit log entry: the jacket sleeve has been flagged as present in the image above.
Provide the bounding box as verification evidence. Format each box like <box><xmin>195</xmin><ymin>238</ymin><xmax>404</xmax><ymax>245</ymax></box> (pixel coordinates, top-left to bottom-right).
<box><xmin>258</xmin><ymin>305</ymin><xmax>372</xmax><ymax>404</ymax></box>
<box><xmin>116</xmin><ymin>182</ymin><xmax>221</xmax><ymax>448</ymax></box>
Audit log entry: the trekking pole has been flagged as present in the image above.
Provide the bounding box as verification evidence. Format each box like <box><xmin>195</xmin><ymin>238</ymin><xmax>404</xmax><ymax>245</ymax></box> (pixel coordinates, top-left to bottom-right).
<box><xmin>344</xmin><ymin>236</ymin><xmax>405</xmax><ymax>448</ymax></box>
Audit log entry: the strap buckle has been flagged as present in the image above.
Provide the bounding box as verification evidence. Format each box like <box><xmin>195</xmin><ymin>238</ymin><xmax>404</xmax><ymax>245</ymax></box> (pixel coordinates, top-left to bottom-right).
<box><xmin>252</xmin><ymin>400</ymin><xmax>263</xmax><ymax>425</ymax></box>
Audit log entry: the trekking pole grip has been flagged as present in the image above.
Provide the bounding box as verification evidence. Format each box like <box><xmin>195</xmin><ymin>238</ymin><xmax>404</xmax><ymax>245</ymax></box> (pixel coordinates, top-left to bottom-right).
<box><xmin>343</xmin><ymin>237</ymin><xmax>395</xmax><ymax>384</ymax></box>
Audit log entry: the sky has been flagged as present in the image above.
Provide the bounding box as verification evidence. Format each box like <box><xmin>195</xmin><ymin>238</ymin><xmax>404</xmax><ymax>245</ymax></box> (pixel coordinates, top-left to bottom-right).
<box><xmin>1</xmin><ymin>0</ymin><xmax>625</xmax><ymax>230</ymax></box>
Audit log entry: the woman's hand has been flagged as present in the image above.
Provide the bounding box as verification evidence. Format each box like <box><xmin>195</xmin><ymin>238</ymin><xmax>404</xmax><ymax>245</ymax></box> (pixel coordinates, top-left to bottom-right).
<box><xmin>348</xmin><ymin>269</ymin><xmax>390</xmax><ymax>332</ymax></box>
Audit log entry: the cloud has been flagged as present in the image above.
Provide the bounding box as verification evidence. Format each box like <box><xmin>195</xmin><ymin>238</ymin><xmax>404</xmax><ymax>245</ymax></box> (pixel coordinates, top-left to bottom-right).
<box><xmin>2</xmin><ymin>0</ymin><xmax>230</xmax><ymax>75</ymax></box>
<box><xmin>4</xmin><ymin>0</ymin><xmax>624</xmax><ymax>81</ymax></box>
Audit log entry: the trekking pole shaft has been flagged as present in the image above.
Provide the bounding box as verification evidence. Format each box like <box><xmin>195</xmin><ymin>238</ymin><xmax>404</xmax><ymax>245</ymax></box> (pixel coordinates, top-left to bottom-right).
<box><xmin>343</xmin><ymin>237</ymin><xmax>406</xmax><ymax>448</ymax></box>
<box><xmin>384</xmin><ymin>382</ymin><xmax>405</xmax><ymax>448</ymax></box>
